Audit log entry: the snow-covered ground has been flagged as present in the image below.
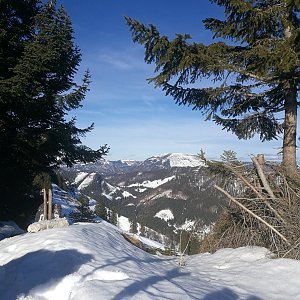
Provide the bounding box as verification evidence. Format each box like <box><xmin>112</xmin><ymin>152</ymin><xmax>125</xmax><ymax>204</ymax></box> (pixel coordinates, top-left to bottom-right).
<box><xmin>77</xmin><ymin>173</ymin><xmax>96</xmax><ymax>190</ymax></box>
<box><xmin>154</xmin><ymin>209</ymin><xmax>174</xmax><ymax>221</ymax></box>
<box><xmin>128</xmin><ymin>176</ymin><xmax>175</xmax><ymax>189</ymax></box>
<box><xmin>1</xmin><ymin>222</ymin><xmax>300</xmax><ymax>300</ymax></box>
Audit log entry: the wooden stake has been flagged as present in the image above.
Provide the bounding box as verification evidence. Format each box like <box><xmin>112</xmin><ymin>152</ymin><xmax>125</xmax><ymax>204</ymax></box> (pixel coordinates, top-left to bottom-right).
<box><xmin>48</xmin><ymin>188</ymin><xmax>53</xmax><ymax>220</ymax></box>
<box><xmin>43</xmin><ymin>188</ymin><xmax>48</xmax><ymax>220</ymax></box>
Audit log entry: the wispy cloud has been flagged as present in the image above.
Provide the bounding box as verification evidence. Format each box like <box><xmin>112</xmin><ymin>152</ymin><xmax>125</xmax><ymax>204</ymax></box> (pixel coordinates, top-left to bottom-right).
<box><xmin>96</xmin><ymin>47</ymin><xmax>150</xmax><ymax>71</ymax></box>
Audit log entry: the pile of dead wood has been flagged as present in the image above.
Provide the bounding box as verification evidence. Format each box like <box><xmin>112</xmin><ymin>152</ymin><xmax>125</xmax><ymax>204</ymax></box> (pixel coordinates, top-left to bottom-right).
<box><xmin>200</xmin><ymin>154</ymin><xmax>300</xmax><ymax>259</ymax></box>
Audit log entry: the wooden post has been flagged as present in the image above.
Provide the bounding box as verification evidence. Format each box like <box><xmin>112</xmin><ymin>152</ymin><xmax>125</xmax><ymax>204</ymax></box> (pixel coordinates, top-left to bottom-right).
<box><xmin>43</xmin><ymin>188</ymin><xmax>48</xmax><ymax>220</ymax></box>
<box><xmin>48</xmin><ymin>188</ymin><xmax>53</xmax><ymax>220</ymax></box>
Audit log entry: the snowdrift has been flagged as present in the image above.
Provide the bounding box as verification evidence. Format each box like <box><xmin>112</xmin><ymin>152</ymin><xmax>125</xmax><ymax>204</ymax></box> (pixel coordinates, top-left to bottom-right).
<box><xmin>0</xmin><ymin>222</ymin><xmax>300</xmax><ymax>299</ymax></box>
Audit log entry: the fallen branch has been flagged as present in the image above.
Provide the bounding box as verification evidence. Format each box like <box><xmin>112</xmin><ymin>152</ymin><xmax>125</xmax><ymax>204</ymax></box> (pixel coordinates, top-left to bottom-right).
<box><xmin>251</xmin><ymin>156</ymin><xmax>276</xmax><ymax>199</ymax></box>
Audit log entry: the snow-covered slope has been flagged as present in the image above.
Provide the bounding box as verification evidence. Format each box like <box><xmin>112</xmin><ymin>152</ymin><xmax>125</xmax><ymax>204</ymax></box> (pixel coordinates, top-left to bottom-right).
<box><xmin>167</xmin><ymin>153</ymin><xmax>205</xmax><ymax>168</ymax></box>
<box><xmin>154</xmin><ymin>209</ymin><xmax>174</xmax><ymax>221</ymax></box>
<box><xmin>137</xmin><ymin>153</ymin><xmax>205</xmax><ymax>171</ymax></box>
<box><xmin>1</xmin><ymin>223</ymin><xmax>300</xmax><ymax>299</ymax></box>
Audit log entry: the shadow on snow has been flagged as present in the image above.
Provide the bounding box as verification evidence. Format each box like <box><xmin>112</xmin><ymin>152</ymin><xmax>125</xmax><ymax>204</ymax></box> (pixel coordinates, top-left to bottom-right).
<box><xmin>0</xmin><ymin>249</ymin><xmax>93</xmax><ymax>299</ymax></box>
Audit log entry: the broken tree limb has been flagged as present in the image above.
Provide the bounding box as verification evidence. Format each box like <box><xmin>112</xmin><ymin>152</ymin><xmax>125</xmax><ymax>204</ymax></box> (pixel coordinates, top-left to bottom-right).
<box><xmin>251</xmin><ymin>155</ymin><xmax>276</xmax><ymax>200</ymax></box>
<box><xmin>214</xmin><ymin>184</ymin><xmax>291</xmax><ymax>246</ymax></box>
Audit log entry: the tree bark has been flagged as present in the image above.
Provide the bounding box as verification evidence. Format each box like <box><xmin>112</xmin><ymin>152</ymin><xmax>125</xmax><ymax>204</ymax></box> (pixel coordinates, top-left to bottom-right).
<box><xmin>282</xmin><ymin>88</ymin><xmax>298</xmax><ymax>177</ymax></box>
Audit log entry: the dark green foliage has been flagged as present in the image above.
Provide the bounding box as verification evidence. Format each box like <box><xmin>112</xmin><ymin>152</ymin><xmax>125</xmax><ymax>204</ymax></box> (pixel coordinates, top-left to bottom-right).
<box><xmin>69</xmin><ymin>194</ymin><xmax>95</xmax><ymax>223</ymax></box>
<box><xmin>139</xmin><ymin>223</ymin><xmax>146</xmax><ymax>237</ymax></box>
<box><xmin>94</xmin><ymin>197</ymin><xmax>107</xmax><ymax>221</ymax></box>
<box><xmin>0</xmin><ymin>0</ymin><xmax>108</xmax><ymax>221</ymax></box>
<box><xmin>129</xmin><ymin>218</ymin><xmax>138</xmax><ymax>234</ymax></box>
<box><xmin>108</xmin><ymin>207</ymin><xmax>118</xmax><ymax>226</ymax></box>
<box><xmin>126</xmin><ymin>1</ymin><xmax>300</xmax><ymax>173</ymax></box>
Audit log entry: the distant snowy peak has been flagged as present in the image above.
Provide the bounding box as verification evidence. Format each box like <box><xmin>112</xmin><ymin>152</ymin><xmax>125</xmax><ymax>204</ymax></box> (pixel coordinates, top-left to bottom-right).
<box><xmin>147</xmin><ymin>153</ymin><xmax>205</xmax><ymax>168</ymax></box>
<box><xmin>167</xmin><ymin>153</ymin><xmax>205</xmax><ymax>167</ymax></box>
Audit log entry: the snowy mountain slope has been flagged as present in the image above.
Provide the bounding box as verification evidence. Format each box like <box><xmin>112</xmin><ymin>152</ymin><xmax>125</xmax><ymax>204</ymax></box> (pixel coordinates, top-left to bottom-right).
<box><xmin>136</xmin><ymin>153</ymin><xmax>205</xmax><ymax>172</ymax></box>
<box><xmin>60</xmin><ymin>154</ymin><xmax>225</xmax><ymax>245</ymax></box>
<box><xmin>0</xmin><ymin>222</ymin><xmax>300</xmax><ymax>299</ymax></box>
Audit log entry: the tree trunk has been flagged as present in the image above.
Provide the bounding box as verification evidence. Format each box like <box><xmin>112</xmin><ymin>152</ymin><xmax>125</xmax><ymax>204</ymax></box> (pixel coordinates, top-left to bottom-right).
<box><xmin>282</xmin><ymin>88</ymin><xmax>298</xmax><ymax>177</ymax></box>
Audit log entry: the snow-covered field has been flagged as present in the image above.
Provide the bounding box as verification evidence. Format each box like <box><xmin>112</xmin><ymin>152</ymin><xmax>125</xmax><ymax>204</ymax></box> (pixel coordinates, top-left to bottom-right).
<box><xmin>1</xmin><ymin>222</ymin><xmax>300</xmax><ymax>300</ymax></box>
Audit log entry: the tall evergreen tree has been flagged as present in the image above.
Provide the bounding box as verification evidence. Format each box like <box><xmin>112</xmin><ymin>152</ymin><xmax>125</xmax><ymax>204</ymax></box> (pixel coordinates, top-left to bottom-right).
<box><xmin>0</xmin><ymin>0</ymin><xmax>108</xmax><ymax>222</ymax></box>
<box><xmin>126</xmin><ymin>0</ymin><xmax>300</xmax><ymax>176</ymax></box>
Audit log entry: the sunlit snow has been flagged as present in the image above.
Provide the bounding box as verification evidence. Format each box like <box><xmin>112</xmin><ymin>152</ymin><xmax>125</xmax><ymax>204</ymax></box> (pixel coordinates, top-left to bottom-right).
<box><xmin>117</xmin><ymin>216</ymin><xmax>130</xmax><ymax>232</ymax></box>
<box><xmin>128</xmin><ymin>176</ymin><xmax>175</xmax><ymax>189</ymax></box>
<box><xmin>1</xmin><ymin>222</ymin><xmax>300</xmax><ymax>299</ymax></box>
<box><xmin>77</xmin><ymin>173</ymin><xmax>96</xmax><ymax>190</ymax></box>
<box><xmin>73</xmin><ymin>172</ymin><xmax>89</xmax><ymax>185</ymax></box>
<box><xmin>155</xmin><ymin>209</ymin><xmax>174</xmax><ymax>221</ymax></box>
<box><xmin>167</xmin><ymin>153</ymin><xmax>205</xmax><ymax>168</ymax></box>
<box><xmin>122</xmin><ymin>191</ymin><xmax>136</xmax><ymax>198</ymax></box>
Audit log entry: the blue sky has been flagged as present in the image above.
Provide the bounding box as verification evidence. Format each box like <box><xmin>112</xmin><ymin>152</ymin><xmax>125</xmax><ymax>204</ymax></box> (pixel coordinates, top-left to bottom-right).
<box><xmin>58</xmin><ymin>0</ymin><xmax>284</xmax><ymax>161</ymax></box>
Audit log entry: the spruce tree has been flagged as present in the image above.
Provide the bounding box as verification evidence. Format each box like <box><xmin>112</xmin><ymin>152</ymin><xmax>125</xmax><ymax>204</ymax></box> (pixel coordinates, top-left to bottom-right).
<box><xmin>129</xmin><ymin>218</ymin><xmax>138</xmax><ymax>234</ymax></box>
<box><xmin>69</xmin><ymin>194</ymin><xmax>95</xmax><ymax>223</ymax></box>
<box><xmin>94</xmin><ymin>197</ymin><xmax>107</xmax><ymax>221</ymax></box>
<box><xmin>126</xmin><ymin>0</ymin><xmax>300</xmax><ymax>176</ymax></box>
<box><xmin>109</xmin><ymin>207</ymin><xmax>118</xmax><ymax>226</ymax></box>
<box><xmin>0</xmin><ymin>0</ymin><xmax>108</xmax><ymax>221</ymax></box>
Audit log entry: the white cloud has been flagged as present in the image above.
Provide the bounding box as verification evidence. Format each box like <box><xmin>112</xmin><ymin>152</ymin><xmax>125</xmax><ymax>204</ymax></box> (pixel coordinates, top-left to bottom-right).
<box><xmin>96</xmin><ymin>47</ymin><xmax>150</xmax><ymax>71</ymax></box>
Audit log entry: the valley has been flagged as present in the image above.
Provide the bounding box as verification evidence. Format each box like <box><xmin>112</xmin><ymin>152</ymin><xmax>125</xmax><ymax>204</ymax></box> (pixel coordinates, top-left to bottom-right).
<box><xmin>60</xmin><ymin>153</ymin><xmax>226</xmax><ymax>247</ymax></box>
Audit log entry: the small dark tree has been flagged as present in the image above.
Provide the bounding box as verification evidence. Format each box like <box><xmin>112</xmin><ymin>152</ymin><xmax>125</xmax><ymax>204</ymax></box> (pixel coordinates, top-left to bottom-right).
<box><xmin>126</xmin><ymin>0</ymin><xmax>300</xmax><ymax>176</ymax></box>
<box><xmin>140</xmin><ymin>223</ymin><xmax>146</xmax><ymax>237</ymax></box>
<box><xmin>109</xmin><ymin>207</ymin><xmax>118</xmax><ymax>226</ymax></box>
<box><xmin>94</xmin><ymin>197</ymin><xmax>107</xmax><ymax>221</ymax></box>
<box><xmin>69</xmin><ymin>195</ymin><xmax>95</xmax><ymax>223</ymax></box>
<box><xmin>129</xmin><ymin>218</ymin><xmax>138</xmax><ymax>234</ymax></box>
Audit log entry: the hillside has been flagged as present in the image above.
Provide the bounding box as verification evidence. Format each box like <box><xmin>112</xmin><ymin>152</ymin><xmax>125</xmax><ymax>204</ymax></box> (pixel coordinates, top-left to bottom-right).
<box><xmin>1</xmin><ymin>222</ymin><xmax>300</xmax><ymax>299</ymax></box>
<box><xmin>60</xmin><ymin>153</ymin><xmax>226</xmax><ymax>243</ymax></box>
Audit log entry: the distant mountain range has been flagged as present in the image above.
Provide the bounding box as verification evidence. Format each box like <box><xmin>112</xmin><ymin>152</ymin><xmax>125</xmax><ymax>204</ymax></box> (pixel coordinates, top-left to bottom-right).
<box><xmin>60</xmin><ymin>153</ymin><xmax>226</xmax><ymax>243</ymax></box>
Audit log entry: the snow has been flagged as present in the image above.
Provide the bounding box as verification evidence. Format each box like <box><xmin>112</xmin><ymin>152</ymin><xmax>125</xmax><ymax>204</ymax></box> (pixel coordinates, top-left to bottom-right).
<box><xmin>138</xmin><ymin>236</ymin><xmax>165</xmax><ymax>251</ymax></box>
<box><xmin>167</xmin><ymin>153</ymin><xmax>205</xmax><ymax>168</ymax></box>
<box><xmin>102</xmin><ymin>182</ymin><xmax>120</xmax><ymax>200</ymax></box>
<box><xmin>1</xmin><ymin>223</ymin><xmax>300</xmax><ymax>299</ymax></box>
<box><xmin>128</xmin><ymin>175</ymin><xmax>175</xmax><ymax>189</ymax></box>
<box><xmin>154</xmin><ymin>209</ymin><xmax>174</xmax><ymax>221</ymax></box>
<box><xmin>77</xmin><ymin>173</ymin><xmax>96</xmax><ymax>190</ymax></box>
<box><xmin>73</xmin><ymin>172</ymin><xmax>89</xmax><ymax>185</ymax></box>
<box><xmin>117</xmin><ymin>216</ymin><xmax>130</xmax><ymax>232</ymax></box>
<box><xmin>122</xmin><ymin>191</ymin><xmax>136</xmax><ymax>198</ymax></box>
<box><xmin>0</xmin><ymin>221</ymin><xmax>25</xmax><ymax>241</ymax></box>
